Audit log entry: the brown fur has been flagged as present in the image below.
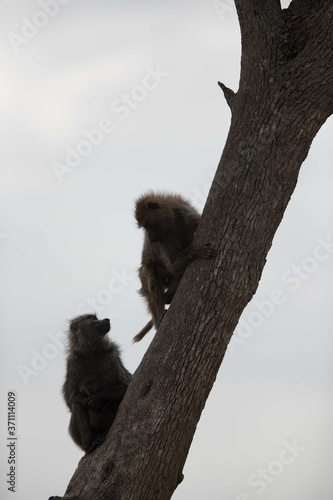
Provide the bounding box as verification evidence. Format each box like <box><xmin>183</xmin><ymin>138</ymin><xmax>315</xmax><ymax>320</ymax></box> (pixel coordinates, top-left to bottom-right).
<box><xmin>62</xmin><ymin>314</ymin><xmax>131</xmax><ymax>453</ymax></box>
<box><xmin>133</xmin><ymin>191</ymin><xmax>216</xmax><ymax>342</ymax></box>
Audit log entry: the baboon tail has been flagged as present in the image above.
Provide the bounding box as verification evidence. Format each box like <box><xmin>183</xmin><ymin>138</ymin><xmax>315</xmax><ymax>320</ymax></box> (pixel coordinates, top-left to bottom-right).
<box><xmin>132</xmin><ymin>320</ymin><xmax>154</xmax><ymax>343</ymax></box>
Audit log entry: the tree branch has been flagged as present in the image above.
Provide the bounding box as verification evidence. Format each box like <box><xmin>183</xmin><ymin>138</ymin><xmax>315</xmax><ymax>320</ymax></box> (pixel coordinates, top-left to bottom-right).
<box><xmin>217</xmin><ymin>81</ymin><xmax>236</xmax><ymax>110</ymax></box>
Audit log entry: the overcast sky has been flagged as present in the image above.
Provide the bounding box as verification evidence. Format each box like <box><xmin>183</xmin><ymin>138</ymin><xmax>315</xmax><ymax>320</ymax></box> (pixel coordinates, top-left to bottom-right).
<box><xmin>1</xmin><ymin>1</ymin><xmax>333</xmax><ymax>499</ymax></box>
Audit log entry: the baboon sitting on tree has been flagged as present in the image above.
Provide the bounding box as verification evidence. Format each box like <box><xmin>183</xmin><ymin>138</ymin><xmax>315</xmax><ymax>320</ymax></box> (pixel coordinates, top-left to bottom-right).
<box><xmin>63</xmin><ymin>314</ymin><xmax>132</xmax><ymax>454</ymax></box>
<box><xmin>133</xmin><ymin>191</ymin><xmax>217</xmax><ymax>343</ymax></box>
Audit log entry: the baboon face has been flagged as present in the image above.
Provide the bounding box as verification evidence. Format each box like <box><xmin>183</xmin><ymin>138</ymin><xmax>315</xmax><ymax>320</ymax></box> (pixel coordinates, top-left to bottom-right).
<box><xmin>91</xmin><ymin>317</ymin><xmax>111</xmax><ymax>335</ymax></box>
<box><xmin>69</xmin><ymin>314</ymin><xmax>111</xmax><ymax>350</ymax></box>
<box><xmin>145</xmin><ymin>223</ymin><xmax>165</xmax><ymax>243</ymax></box>
<box><xmin>135</xmin><ymin>201</ymin><xmax>171</xmax><ymax>243</ymax></box>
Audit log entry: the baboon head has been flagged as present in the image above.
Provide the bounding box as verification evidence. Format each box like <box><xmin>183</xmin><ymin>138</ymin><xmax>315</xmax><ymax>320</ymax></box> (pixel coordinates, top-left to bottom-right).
<box><xmin>68</xmin><ymin>314</ymin><xmax>111</xmax><ymax>352</ymax></box>
<box><xmin>135</xmin><ymin>193</ymin><xmax>177</xmax><ymax>242</ymax></box>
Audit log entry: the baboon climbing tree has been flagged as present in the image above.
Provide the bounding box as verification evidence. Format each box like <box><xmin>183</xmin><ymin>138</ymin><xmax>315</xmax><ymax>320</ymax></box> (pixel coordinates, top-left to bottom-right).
<box><xmin>52</xmin><ymin>1</ymin><xmax>333</xmax><ymax>499</ymax></box>
<box><xmin>133</xmin><ymin>191</ymin><xmax>216</xmax><ymax>343</ymax></box>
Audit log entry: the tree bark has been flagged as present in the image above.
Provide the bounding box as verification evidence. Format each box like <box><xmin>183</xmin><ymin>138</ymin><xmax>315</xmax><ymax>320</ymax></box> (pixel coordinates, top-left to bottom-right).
<box><xmin>52</xmin><ymin>1</ymin><xmax>333</xmax><ymax>499</ymax></box>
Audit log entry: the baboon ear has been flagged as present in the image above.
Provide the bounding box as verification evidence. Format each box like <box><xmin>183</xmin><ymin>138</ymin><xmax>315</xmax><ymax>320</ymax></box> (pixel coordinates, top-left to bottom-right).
<box><xmin>148</xmin><ymin>202</ymin><xmax>159</xmax><ymax>210</ymax></box>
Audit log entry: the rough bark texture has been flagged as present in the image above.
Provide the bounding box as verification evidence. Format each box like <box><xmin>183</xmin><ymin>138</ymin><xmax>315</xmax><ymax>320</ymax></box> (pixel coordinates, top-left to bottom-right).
<box><xmin>54</xmin><ymin>1</ymin><xmax>333</xmax><ymax>499</ymax></box>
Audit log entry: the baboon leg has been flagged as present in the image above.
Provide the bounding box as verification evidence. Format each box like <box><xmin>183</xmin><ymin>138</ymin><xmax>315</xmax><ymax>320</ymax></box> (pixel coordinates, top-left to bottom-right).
<box><xmin>84</xmin><ymin>431</ymin><xmax>107</xmax><ymax>454</ymax></box>
<box><xmin>164</xmin><ymin>276</ymin><xmax>181</xmax><ymax>304</ymax></box>
<box><xmin>68</xmin><ymin>403</ymin><xmax>96</xmax><ymax>454</ymax></box>
<box><xmin>140</xmin><ymin>265</ymin><xmax>166</xmax><ymax>328</ymax></box>
<box><xmin>147</xmin><ymin>284</ymin><xmax>166</xmax><ymax>328</ymax></box>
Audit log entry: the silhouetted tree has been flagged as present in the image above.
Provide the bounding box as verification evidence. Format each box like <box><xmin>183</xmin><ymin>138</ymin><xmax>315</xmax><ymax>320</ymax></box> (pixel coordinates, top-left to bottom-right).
<box><xmin>51</xmin><ymin>1</ymin><xmax>333</xmax><ymax>498</ymax></box>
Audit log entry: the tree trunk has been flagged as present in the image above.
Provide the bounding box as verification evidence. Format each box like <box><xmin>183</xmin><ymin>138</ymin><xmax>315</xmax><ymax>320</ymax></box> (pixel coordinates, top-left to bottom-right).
<box><xmin>53</xmin><ymin>1</ymin><xmax>333</xmax><ymax>499</ymax></box>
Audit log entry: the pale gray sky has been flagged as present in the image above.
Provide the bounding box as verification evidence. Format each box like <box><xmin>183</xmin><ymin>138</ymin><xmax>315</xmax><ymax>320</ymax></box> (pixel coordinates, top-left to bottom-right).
<box><xmin>1</xmin><ymin>2</ymin><xmax>333</xmax><ymax>500</ymax></box>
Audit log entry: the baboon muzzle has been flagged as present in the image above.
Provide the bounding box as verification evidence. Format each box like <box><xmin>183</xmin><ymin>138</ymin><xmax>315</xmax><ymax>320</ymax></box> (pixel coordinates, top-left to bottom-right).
<box><xmin>93</xmin><ymin>318</ymin><xmax>110</xmax><ymax>335</ymax></box>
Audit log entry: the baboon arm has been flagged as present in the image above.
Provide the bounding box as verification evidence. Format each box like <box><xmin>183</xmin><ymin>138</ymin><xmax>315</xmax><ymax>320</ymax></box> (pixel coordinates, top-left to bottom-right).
<box><xmin>103</xmin><ymin>385</ymin><xmax>128</xmax><ymax>402</ymax></box>
<box><xmin>84</xmin><ymin>386</ymin><xmax>128</xmax><ymax>412</ymax></box>
<box><xmin>171</xmin><ymin>244</ymin><xmax>217</xmax><ymax>275</ymax></box>
<box><xmin>171</xmin><ymin>246</ymin><xmax>197</xmax><ymax>274</ymax></box>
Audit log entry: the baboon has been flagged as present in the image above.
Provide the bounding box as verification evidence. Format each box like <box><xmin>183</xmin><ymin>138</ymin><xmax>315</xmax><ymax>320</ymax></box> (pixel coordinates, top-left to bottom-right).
<box><xmin>133</xmin><ymin>191</ymin><xmax>217</xmax><ymax>343</ymax></box>
<box><xmin>63</xmin><ymin>314</ymin><xmax>132</xmax><ymax>454</ymax></box>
